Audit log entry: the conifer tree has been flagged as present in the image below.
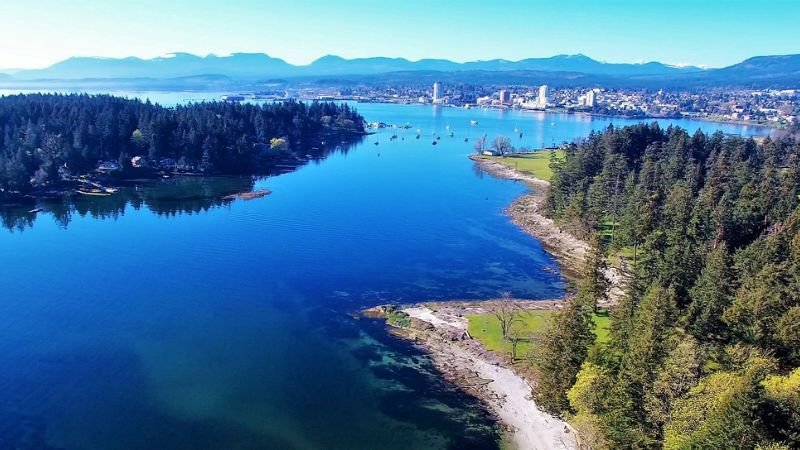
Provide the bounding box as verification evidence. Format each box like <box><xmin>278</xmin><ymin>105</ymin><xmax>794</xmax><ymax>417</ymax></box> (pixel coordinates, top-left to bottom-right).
<box><xmin>605</xmin><ymin>284</ymin><xmax>677</xmax><ymax>445</ymax></box>
<box><xmin>533</xmin><ymin>290</ymin><xmax>595</xmax><ymax>415</ymax></box>
<box><xmin>686</xmin><ymin>243</ymin><xmax>735</xmax><ymax>342</ymax></box>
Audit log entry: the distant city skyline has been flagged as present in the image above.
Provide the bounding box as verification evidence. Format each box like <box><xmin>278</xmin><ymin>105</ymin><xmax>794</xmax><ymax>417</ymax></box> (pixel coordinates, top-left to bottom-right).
<box><xmin>1</xmin><ymin>0</ymin><xmax>799</xmax><ymax>70</ymax></box>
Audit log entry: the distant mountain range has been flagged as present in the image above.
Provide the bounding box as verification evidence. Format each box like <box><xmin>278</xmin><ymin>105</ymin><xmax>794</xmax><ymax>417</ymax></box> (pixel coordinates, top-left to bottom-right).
<box><xmin>1</xmin><ymin>52</ymin><xmax>799</xmax><ymax>89</ymax></box>
<box><xmin>7</xmin><ymin>52</ymin><xmax>702</xmax><ymax>80</ymax></box>
<box><xmin>296</xmin><ymin>54</ymin><xmax>703</xmax><ymax>77</ymax></box>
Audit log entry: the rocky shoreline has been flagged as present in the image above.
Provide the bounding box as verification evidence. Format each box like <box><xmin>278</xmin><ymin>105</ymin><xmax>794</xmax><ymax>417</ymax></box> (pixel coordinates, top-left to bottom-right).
<box><xmin>366</xmin><ymin>302</ymin><xmax>578</xmax><ymax>450</ymax></box>
<box><xmin>470</xmin><ymin>154</ymin><xmax>627</xmax><ymax>305</ymax></box>
<box><xmin>470</xmin><ymin>154</ymin><xmax>588</xmax><ymax>275</ymax></box>
<box><xmin>364</xmin><ymin>154</ymin><xmax>633</xmax><ymax>449</ymax></box>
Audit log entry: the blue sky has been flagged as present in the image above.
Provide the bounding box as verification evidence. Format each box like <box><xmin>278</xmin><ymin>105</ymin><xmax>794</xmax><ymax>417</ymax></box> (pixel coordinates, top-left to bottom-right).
<box><xmin>1</xmin><ymin>0</ymin><xmax>798</xmax><ymax>69</ymax></box>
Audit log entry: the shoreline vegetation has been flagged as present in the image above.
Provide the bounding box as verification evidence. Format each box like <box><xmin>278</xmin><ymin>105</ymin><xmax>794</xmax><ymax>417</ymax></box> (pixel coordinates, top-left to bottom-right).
<box><xmin>535</xmin><ymin>124</ymin><xmax>800</xmax><ymax>449</ymax></box>
<box><xmin>366</xmin><ymin>150</ymin><xmax>627</xmax><ymax>450</ymax></box>
<box><xmin>368</xmin><ymin>121</ymin><xmax>800</xmax><ymax>449</ymax></box>
<box><xmin>427</xmin><ymin>124</ymin><xmax>800</xmax><ymax>450</ymax></box>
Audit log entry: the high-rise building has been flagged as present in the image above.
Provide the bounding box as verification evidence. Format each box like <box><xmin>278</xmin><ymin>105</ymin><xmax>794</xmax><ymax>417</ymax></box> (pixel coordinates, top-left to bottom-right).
<box><xmin>499</xmin><ymin>89</ymin><xmax>511</xmax><ymax>105</ymax></box>
<box><xmin>537</xmin><ymin>85</ymin><xmax>549</xmax><ymax>106</ymax></box>
<box><xmin>586</xmin><ymin>89</ymin><xmax>596</xmax><ymax>107</ymax></box>
<box><xmin>433</xmin><ymin>82</ymin><xmax>441</xmax><ymax>103</ymax></box>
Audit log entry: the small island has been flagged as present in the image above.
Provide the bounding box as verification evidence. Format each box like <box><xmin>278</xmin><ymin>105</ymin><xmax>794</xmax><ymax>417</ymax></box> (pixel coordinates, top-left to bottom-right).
<box><xmin>0</xmin><ymin>93</ymin><xmax>366</xmax><ymax>204</ymax></box>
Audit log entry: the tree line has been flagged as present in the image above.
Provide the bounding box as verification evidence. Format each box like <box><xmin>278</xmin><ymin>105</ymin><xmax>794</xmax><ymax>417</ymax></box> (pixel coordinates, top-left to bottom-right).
<box><xmin>533</xmin><ymin>123</ymin><xmax>800</xmax><ymax>449</ymax></box>
<box><xmin>0</xmin><ymin>93</ymin><xmax>364</xmax><ymax>194</ymax></box>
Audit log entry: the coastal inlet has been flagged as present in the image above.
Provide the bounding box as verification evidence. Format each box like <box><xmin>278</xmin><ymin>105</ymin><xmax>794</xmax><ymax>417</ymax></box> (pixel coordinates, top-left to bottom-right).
<box><xmin>0</xmin><ymin>99</ymin><xmax>768</xmax><ymax>449</ymax></box>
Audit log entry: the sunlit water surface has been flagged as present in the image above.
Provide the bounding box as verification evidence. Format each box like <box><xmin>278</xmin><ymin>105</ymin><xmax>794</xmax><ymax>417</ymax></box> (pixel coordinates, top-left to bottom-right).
<box><xmin>0</xmin><ymin>94</ymin><xmax>769</xmax><ymax>449</ymax></box>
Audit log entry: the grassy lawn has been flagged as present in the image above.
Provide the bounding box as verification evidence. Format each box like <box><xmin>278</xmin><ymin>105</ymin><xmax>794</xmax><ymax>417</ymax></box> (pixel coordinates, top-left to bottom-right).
<box><xmin>593</xmin><ymin>309</ymin><xmax>611</xmax><ymax>344</ymax></box>
<box><xmin>488</xmin><ymin>150</ymin><xmax>564</xmax><ymax>182</ymax></box>
<box><xmin>467</xmin><ymin>308</ymin><xmax>611</xmax><ymax>360</ymax></box>
<box><xmin>467</xmin><ymin>311</ymin><xmax>551</xmax><ymax>358</ymax></box>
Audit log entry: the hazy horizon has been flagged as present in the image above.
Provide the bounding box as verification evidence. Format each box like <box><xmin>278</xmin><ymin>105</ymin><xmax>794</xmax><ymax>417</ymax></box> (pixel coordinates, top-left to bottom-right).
<box><xmin>2</xmin><ymin>0</ymin><xmax>799</xmax><ymax>70</ymax></box>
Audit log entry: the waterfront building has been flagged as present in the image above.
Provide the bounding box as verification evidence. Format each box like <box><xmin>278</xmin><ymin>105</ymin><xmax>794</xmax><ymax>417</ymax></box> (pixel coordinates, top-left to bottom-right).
<box><xmin>537</xmin><ymin>85</ymin><xmax>549</xmax><ymax>107</ymax></box>
<box><xmin>433</xmin><ymin>82</ymin><xmax>442</xmax><ymax>104</ymax></box>
<box><xmin>476</xmin><ymin>96</ymin><xmax>493</xmax><ymax>106</ymax></box>
<box><xmin>499</xmin><ymin>89</ymin><xmax>511</xmax><ymax>105</ymax></box>
<box><xmin>586</xmin><ymin>89</ymin><xmax>596</xmax><ymax>107</ymax></box>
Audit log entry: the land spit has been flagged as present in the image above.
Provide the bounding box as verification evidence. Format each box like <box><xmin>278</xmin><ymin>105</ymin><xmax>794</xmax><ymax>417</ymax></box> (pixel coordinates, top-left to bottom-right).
<box><xmin>365</xmin><ymin>301</ymin><xmax>578</xmax><ymax>450</ymax></box>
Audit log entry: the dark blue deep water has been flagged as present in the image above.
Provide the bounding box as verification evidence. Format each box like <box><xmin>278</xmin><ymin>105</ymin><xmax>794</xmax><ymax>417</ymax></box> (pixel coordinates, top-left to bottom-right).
<box><xmin>0</xmin><ymin>98</ymin><xmax>769</xmax><ymax>449</ymax></box>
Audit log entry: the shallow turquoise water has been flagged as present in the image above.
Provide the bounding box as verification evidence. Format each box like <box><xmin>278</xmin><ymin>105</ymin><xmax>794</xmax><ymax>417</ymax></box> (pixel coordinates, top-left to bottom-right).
<box><xmin>0</xmin><ymin>99</ymin><xmax>768</xmax><ymax>449</ymax></box>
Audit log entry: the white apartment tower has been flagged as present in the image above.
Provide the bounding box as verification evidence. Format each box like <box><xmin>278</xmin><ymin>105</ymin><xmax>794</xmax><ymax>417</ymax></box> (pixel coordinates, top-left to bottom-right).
<box><xmin>586</xmin><ymin>89</ymin><xmax>596</xmax><ymax>107</ymax></box>
<box><xmin>433</xmin><ymin>82</ymin><xmax>441</xmax><ymax>103</ymax></box>
<box><xmin>537</xmin><ymin>85</ymin><xmax>549</xmax><ymax>106</ymax></box>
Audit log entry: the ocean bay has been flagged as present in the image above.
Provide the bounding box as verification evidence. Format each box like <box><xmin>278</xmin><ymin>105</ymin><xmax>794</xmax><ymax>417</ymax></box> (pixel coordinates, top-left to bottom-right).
<box><xmin>0</xmin><ymin>97</ymin><xmax>769</xmax><ymax>449</ymax></box>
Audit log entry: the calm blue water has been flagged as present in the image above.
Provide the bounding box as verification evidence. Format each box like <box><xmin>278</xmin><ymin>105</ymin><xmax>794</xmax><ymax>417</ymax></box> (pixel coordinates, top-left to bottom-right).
<box><xmin>0</xmin><ymin>98</ymin><xmax>769</xmax><ymax>449</ymax></box>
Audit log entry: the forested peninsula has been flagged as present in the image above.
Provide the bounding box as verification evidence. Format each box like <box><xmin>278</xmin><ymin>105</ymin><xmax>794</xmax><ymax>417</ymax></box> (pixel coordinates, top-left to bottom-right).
<box><xmin>534</xmin><ymin>123</ymin><xmax>800</xmax><ymax>449</ymax></box>
<box><xmin>0</xmin><ymin>94</ymin><xmax>365</xmax><ymax>199</ymax></box>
